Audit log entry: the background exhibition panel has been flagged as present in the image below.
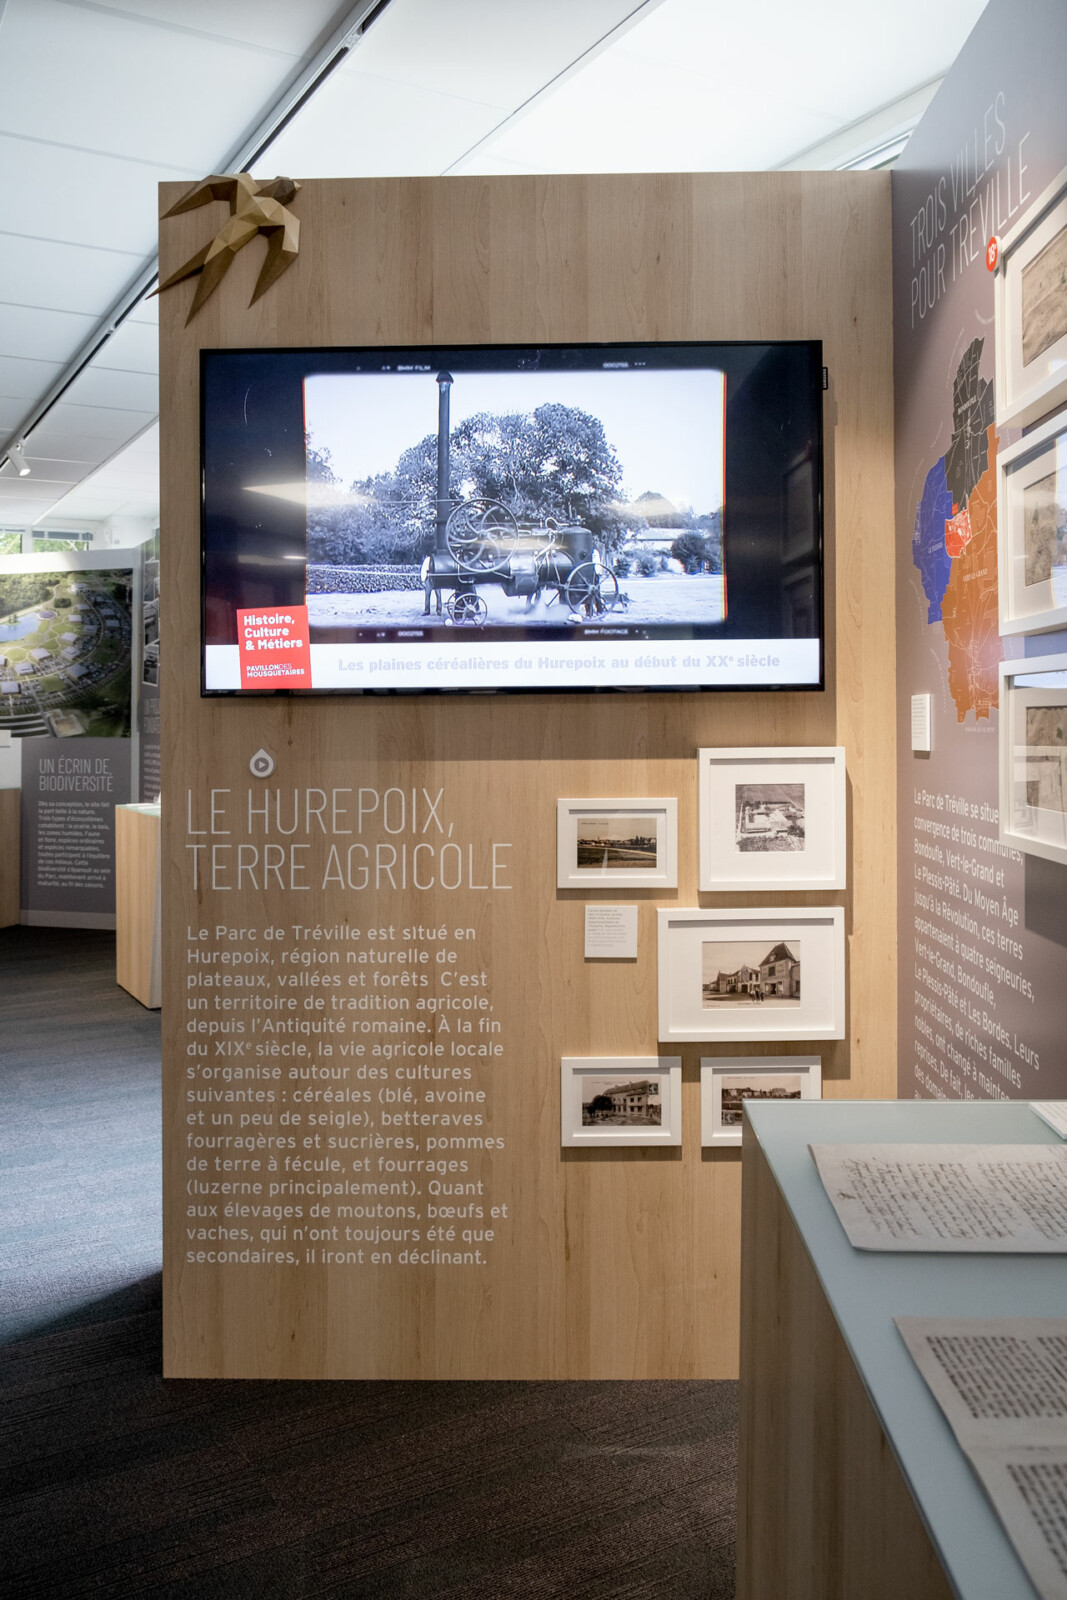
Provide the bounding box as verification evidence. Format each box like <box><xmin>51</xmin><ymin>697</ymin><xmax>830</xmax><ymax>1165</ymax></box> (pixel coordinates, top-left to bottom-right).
<box><xmin>159</xmin><ymin>172</ymin><xmax>896</xmax><ymax>1380</ymax></box>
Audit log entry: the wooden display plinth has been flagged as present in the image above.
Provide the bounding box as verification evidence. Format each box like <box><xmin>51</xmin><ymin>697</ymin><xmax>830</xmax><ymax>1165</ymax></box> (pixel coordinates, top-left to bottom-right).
<box><xmin>0</xmin><ymin>788</ymin><xmax>19</xmax><ymax>928</ymax></box>
<box><xmin>115</xmin><ymin>803</ymin><xmax>161</xmax><ymax>1009</ymax></box>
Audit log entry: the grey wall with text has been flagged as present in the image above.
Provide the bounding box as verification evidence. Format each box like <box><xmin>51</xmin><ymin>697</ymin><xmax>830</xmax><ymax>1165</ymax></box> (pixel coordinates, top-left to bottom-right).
<box><xmin>894</xmin><ymin>0</ymin><xmax>1067</xmax><ymax>1099</ymax></box>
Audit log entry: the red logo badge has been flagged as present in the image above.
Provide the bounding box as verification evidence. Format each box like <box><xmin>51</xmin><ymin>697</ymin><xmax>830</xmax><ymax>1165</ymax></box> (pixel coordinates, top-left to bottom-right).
<box><xmin>237</xmin><ymin>605</ymin><xmax>311</xmax><ymax>689</ymax></box>
<box><xmin>986</xmin><ymin>236</ymin><xmax>999</xmax><ymax>272</ymax></box>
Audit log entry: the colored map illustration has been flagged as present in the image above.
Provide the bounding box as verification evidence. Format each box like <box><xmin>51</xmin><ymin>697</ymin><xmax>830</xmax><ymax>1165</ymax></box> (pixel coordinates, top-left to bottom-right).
<box><xmin>0</xmin><ymin>570</ymin><xmax>132</xmax><ymax>737</ymax></box>
<box><xmin>911</xmin><ymin>338</ymin><xmax>999</xmax><ymax>721</ymax></box>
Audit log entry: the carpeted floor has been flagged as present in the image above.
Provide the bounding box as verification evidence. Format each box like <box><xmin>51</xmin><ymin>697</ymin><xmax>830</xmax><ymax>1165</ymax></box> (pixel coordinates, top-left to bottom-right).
<box><xmin>0</xmin><ymin>927</ymin><xmax>738</xmax><ymax>1598</ymax></box>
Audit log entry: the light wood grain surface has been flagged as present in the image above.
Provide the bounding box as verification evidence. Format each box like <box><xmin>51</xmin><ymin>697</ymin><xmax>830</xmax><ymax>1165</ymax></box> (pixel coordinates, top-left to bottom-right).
<box><xmin>0</xmin><ymin>788</ymin><xmax>19</xmax><ymax>928</ymax></box>
<box><xmin>160</xmin><ymin>173</ymin><xmax>896</xmax><ymax>1379</ymax></box>
<box><xmin>115</xmin><ymin>806</ymin><xmax>161</xmax><ymax>1008</ymax></box>
<box><xmin>736</xmin><ymin>1127</ymin><xmax>954</xmax><ymax>1600</ymax></box>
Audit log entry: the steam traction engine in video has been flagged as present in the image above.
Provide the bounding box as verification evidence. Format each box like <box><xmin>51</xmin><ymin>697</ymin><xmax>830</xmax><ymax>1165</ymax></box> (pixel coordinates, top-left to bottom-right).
<box><xmin>421</xmin><ymin>372</ymin><xmax>619</xmax><ymax>626</ymax></box>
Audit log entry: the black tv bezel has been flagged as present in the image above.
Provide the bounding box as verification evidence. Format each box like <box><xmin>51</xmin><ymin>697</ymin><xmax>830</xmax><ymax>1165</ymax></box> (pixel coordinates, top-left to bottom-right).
<box><xmin>199</xmin><ymin>338</ymin><xmax>826</xmax><ymax>698</ymax></box>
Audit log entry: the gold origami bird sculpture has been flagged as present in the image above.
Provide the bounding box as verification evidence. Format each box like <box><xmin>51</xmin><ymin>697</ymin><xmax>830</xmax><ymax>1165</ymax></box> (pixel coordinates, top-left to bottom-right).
<box><xmin>154</xmin><ymin>174</ymin><xmax>302</xmax><ymax>323</ymax></box>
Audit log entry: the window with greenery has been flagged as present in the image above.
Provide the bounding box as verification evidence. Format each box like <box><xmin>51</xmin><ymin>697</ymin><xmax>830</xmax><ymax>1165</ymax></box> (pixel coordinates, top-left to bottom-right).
<box><xmin>32</xmin><ymin>533</ymin><xmax>90</xmax><ymax>552</ymax></box>
<box><xmin>0</xmin><ymin>529</ymin><xmax>23</xmax><ymax>553</ymax></box>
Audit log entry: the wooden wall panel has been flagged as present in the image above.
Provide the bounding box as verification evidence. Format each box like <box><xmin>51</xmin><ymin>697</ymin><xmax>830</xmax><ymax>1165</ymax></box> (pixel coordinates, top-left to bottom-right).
<box><xmin>737</xmin><ymin>1130</ymin><xmax>954</xmax><ymax>1599</ymax></box>
<box><xmin>0</xmin><ymin>788</ymin><xmax>19</xmax><ymax>928</ymax></box>
<box><xmin>160</xmin><ymin>173</ymin><xmax>895</xmax><ymax>1379</ymax></box>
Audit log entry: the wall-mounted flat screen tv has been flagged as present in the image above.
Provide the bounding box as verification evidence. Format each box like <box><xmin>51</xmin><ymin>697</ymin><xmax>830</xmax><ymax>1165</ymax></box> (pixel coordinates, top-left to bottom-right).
<box><xmin>201</xmin><ymin>340</ymin><xmax>824</xmax><ymax>695</ymax></box>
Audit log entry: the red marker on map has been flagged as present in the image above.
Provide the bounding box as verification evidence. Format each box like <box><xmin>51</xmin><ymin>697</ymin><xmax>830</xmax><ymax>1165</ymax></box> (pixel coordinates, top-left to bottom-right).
<box><xmin>986</xmin><ymin>236</ymin><xmax>999</xmax><ymax>271</ymax></box>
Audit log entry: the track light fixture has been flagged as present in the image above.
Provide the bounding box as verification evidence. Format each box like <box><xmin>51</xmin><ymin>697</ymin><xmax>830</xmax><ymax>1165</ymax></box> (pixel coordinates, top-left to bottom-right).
<box><xmin>8</xmin><ymin>440</ymin><xmax>30</xmax><ymax>477</ymax></box>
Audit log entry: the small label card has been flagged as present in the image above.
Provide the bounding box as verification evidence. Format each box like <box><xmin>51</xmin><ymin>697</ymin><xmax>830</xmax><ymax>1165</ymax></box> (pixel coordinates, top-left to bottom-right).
<box><xmin>585</xmin><ymin>904</ymin><xmax>638</xmax><ymax>960</ymax></box>
<box><xmin>911</xmin><ymin>693</ymin><xmax>932</xmax><ymax>752</ymax></box>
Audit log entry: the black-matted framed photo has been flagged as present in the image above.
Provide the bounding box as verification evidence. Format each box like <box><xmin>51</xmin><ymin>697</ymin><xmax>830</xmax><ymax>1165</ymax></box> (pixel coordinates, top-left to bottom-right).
<box><xmin>657</xmin><ymin>906</ymin><xmax>845</xmax><ymax>1043</ymax></box>
<box><xmin>557</xmin><ymin>797</ymin><xmax>678</xmax><ymax>889</ymax></box>
<box><xmin>995</xmin><ymin>166</ymin><xmax>1067</xmax><ymax>428</ymax></box>
<box><xmin>560</xmin><ymin>1056</ymin><xmax>682</xmax><ymax>1148</ymax></box>
<box><xmin>697</xmin><ymin>746</ymin><xmax>845</xmax><ymax>892</ymax></box>
<box><xmin>700</xmin><ymin>1055</ymin><xmax>821</xmax><ymax>1146</ymax></box>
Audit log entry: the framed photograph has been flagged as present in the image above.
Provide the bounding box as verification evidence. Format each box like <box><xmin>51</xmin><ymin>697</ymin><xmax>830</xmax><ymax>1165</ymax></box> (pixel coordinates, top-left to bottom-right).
<box><xmin>700</xmin><ymin>1055</ymin><xmax>821</xmax><ymax>1146</ymax></box>
<box><xmin>557</xmin><ymin>797</ymin><xmax>678</xmax><ymax>889</ymax></box>
<box><xmin>997</xmin><ymin>407</ymin><xmax>1067</xmax><ymax>635</ymax></box>
<box><xmin>999</xmin><ymin>651</ymin><xmax>1067</xmax><ymax>865</ymax></box>
<box><xmin>560</xmin><ymin>1056</ymin><xmax>682</xmax><ymax>1148</ymax></box>
<box><xmin>698</xmin><ymin>746</ymin><xmax>845</xmax><ymax>892</ymax></box>
<box><xmin>995</xmin><ymin>166</ymin><xmax>1067</xmax><ymax>428</ymax></box>
<box><xmin>657</xmin><ymin>906</ymin><xmax>845</xmax><ymax>1043</ymax></box>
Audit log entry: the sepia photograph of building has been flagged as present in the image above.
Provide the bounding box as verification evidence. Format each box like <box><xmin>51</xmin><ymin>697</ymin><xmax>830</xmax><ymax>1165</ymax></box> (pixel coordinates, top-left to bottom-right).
<box><xmin>1021</xmin><ymin>222</ymin><xmax>1067</xmax><ymax>367</ymax></box>
<box><xmin>581</xmin><ymin>1076</ymin><xmax>663</xmax><ymax>1127</ymax></box>
<box><xmin>719</xmin><ymin>1073</ymin><xmax>804</xmax><ymax>1127</ymax></box>
<box><xmin>576</xmin><ymin>815</ymin><xmax>659</xmax><ymax>869</ymax></box>
<box><xmin>701</xmin><ymin>940</ymin><xmax>802</xmax><ymax>1006</ymax></box>
<box><xmin>1023</xmin><ymin>466</ymin><xmax>1067</xmax><ymax>588</ymax></box>
<box><xmin>1024</xmin><ymin>704</ymin><xmax>1067</xmax><ymax>816</ymax></box>
<box><xmin>734</xmin><ymin>783</ymin><xmax>806</xmax><ymax>852</ymax></box>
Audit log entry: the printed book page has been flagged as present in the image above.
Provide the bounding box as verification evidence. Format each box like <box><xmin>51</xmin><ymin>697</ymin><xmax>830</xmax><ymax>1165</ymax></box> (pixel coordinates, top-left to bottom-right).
<box><xmin>897</xmin><ymin>1318</ymin><xmax>1067</xmax><ymax>1600</ymax></box>
<box><xmin>809</xmin><ymin>1143</ymin><xmax>1067</xmax><ymax>1252</ymax></box>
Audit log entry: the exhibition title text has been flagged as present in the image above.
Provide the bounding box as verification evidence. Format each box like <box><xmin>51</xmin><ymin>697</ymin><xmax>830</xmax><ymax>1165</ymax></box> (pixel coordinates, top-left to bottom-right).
<box><xmin>186</xmin><ymin>786</ymin><xmax>512</xmax><ymax>893</ymax></box>
<box><xmin>908</xmin><ymin>89</ymin><xmax>1030</xmax><ymax>327</ymax></box>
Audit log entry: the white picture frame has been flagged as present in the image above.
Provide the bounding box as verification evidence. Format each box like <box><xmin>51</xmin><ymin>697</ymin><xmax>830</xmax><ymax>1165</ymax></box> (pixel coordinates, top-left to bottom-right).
<box><xmin>556</xmin><ymin>797</ymin><xmax>678</xmax><ymax>889</ymax></box>
<box><xmin>700</xmin><ymin>1055</ymin><xmax>822</xmax><ymax>1146</ymax></box>
<box><xmin>560</xmin><ymin>1056</ymin><xmax>682</xmax><ymax>1148</ymax></box>
<box><xmin>657</xmin><ymin>906</ymin><xmax>845</xmax><ymax>1043</ymax></box>
<box><xmin>999</xmin><ymin>651</ymin><xmax>1067</xmax><ymax>866</ymax></box>
<box><xmin>997</xmin><ymin>406</ymin><xmax>1067</xmax><ymax>636</ymax></box>
<box><xmin>995</xmin><ymin>165</ymin><xmax>1067</xmax><ymax>429</ymax></box>
<box><xmin>698</xmin><ymin>746</ymin><xmax>846</xmax><ymax>892</ymax></box>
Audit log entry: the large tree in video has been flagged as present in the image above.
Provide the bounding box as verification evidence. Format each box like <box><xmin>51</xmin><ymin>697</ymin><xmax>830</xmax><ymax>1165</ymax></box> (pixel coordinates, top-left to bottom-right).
<box><xmin>306</xmin><ymin>404</ymin><xmax>631</xmax><ymax>566</ymax></box>
<box><xmin>448</xmin><ymin>405</ymin><xmax>629</xmax><ymax>544</ymax></box>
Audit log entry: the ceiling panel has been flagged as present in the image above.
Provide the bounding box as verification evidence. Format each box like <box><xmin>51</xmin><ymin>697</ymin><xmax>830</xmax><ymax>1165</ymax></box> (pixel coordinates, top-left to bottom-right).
<box><xmin>0</xmin><ymin>356</ymin><xmax>65</xmax><ymax>402</ymax></box>
<box><xmin>126</xmin><ymin>296</ymin><xmax>159</xmax><ymax>328</ymax></box>
<box><xmin>0</xmin><ymin>134</ymin><xmax>178</xmax><ymax>258</ymax></box>
<box><xmin>93</xmin><ymin>0</ymin><xmax>347</xmax><ymax>56</ymax></box>
<box><xmin>262</xmin><ymin>66</ymin><xmax>508</xmax><ymax>180</ymax></box>
<box><xmin>0</xmin><ymin>305</ymin><xmax>98</xmax><ymax>363</ymax></box>
<box><xmin>20</xmin><ymin>456</ymin><xmax>101</xmax><ymax>480</ymax></box>
<box><xmin>347</xmin><ymin>0</ymin><xmax>657</xmax><ymax>110</ymax></box>
<box><xmin>0</xmin><ymin>492</ymin><xmax>70</xmax><ymax>522</ymax></box>
<box><xmin>462</xmin><ymin>0</ymin><xmax>987</xmax><ymax>174</ymax></box>
<box><xmin>617</xmin><ymin>0</ymin><xmax>986</xmax><ymax>126</ymax></box>
<box><xmin>0</xmin><ymin>234</ymin><xmax>146</xmax><ymax>316</ymax></box>
<box><xmin>61</xmin><ymin>368</ymin><xmax>158</xmax><ymax>413</ymax></box>
<box><xmin>34</xmin><ymin>400</ymin><xmax>158</xmax><ymax>443</ymax></box>
<box><xmin>19</xmin><ymin>425</ymin><xmax>136</xmax><ymax>462</ymax></box>
<box><xmin>0</xmin><ymin>0</ymin><xmax>306</xmax><ymax>170</ymax></box>
<box><xmin>92</xmin><ymin>322</ymin><xmax>159</xmax><ymax>377</ymax></box>
<box><xmin>0</xmin><ymin>471</ymin><xmax>76</xmax><ymax>497</ymax></box>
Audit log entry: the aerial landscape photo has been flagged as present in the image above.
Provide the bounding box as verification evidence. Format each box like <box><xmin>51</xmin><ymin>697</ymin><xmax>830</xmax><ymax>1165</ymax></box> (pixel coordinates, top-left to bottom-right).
<box><xmin>0</xmin><ymin>570</ymin><xmax>132</xmax><ymax>738</ymax></box>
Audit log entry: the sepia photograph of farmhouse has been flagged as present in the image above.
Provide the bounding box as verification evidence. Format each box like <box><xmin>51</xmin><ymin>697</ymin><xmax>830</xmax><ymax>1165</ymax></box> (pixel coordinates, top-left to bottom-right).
<box><xmin>701</xmin><ymin>939</ymin><xmax>802</xmax><ymax>1006</ymax></box>
<box><xmin>734</xmin><ymin>783</ymin><xmax>806</xmax><ymax>852</ymax></box>
<box><xmin>576</xmin><ymin>815</ymin><xmax>659</xmax><ymax>870</ymax></box>
<box><xmin>1021</xmin><ymin>221</ymin><xmax>1067</xmax><ymax>368</ymax></box>
<box><xmin>581</xmin><ymin>1076</ymin><xmax>663</xmax><ymax>1127</ymax></box>
<box><xmin>719</xmin><ymin>1073</ymin><xmax>804</xmax><ymax>1127</ymax></box>
<box><xmin>1023</xmin><ymin>465</ymin><xmax>1067</xmax><ymax>588</ymax></box>
<box><xmin>1025</xmin><ymin>704</ymin><xmax>1067</xmax><ymax>816</ymax></box>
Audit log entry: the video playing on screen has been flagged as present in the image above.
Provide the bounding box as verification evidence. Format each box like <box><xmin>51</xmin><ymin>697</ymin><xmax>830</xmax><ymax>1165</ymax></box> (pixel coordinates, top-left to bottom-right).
<box><xmin>201</xmin><ymin>341</ymin><xmax>823</xmax><ymax>695</ymax></box>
